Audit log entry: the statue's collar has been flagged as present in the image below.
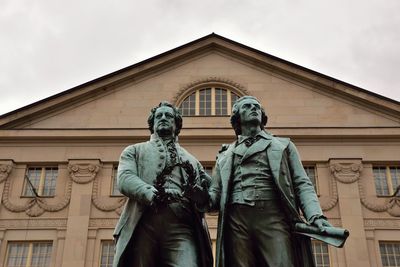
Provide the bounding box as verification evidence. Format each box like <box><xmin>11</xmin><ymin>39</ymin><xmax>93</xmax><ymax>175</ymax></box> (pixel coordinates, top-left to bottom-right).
<box><xmin>150</xmin><ymin>133</ymin><xmax>178</xmax><ymax>143</ymax></box>
<box><xmin>238</xmin><ymin>130</ymin><xmax>271</xmax><ymax>145</ymax></box>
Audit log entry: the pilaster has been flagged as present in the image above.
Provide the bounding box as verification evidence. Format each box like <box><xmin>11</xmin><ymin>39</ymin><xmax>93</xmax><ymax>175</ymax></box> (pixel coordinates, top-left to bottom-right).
<box><xmin>61</xmin><ymin>159</ymin><xmax>100</xmax><ymax>267</ymax></box>
<box><xmin>330</xmin><ymin>158</ymin><xmax>370</xmax><ymax>267</ymax></box>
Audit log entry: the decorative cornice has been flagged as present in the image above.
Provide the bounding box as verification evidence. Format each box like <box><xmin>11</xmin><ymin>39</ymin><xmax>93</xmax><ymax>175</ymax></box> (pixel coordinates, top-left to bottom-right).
<box><xmin>91</xmin><ymin>176</ymin><xmax>127</xmax><ymax>214</ymax></box>
<box><xmin>364</xmin><ymin>219</ymin><xmax>400</xmax><ymax>228</ymax></box>
<box><xmin>68</xmin><ymin>159</ymin><xmax>101</xmax><ymax>184</ymax></box>
<box><xmin>171</xmin><ymin>77</ymin><xmax>250</xmax><ymax>105</ymax></box>
<box><xmin>2</xmin><ymin>177</ymin><xmax>72</xmax><ymax>217</ymax></box>
<box><xmin>89</xmin><ymin>218</ymin><xmax>119</xmax><ymax>228</ymax></box>
<box><xmin>329</xmin><ymin>159</ymin><xmax>363</xmax><ymax>184</ymax></box>
<box><xmin>0</xmin><ymin>160</ymin><xmax>13</xmax><ymax>183</ymax></box>
<box><xmin>0</xmin><ymin>218</ymin><xmax>67</xmax><ymax>229</ymax></box>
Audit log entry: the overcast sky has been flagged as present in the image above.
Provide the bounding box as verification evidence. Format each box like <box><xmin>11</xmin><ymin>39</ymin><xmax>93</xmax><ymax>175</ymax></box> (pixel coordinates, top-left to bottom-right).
<box><xmin>1</xmin><ymin>0</ymin><xmax>399</xmax><ymax>116</ymax></box>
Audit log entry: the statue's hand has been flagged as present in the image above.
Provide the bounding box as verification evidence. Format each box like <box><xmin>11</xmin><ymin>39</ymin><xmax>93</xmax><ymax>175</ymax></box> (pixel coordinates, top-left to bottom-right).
<box><xmin>145</xmin><ymin>186</ymin><xmax>159</xmax><ymax>206</ymax></box>
<box><xmin>164</xmin><ymin>188</ymin><xmax>183</xmax><ymax>202</ymax></box>
<box><xmin>313</xmin><ymin>218</ymin><xmax>333</xmax><ymax>233</ymax></box>
<box><xmin>184</xmin><ymin>180</ymin><xmax>209</xmax><ymax>205</ymax></box>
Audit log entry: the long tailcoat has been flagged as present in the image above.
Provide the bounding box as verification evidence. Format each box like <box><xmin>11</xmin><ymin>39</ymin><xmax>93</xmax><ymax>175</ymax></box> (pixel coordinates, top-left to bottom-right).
<box><xmin>113</xmin><ymin>136</ymin><xmax>213</xmax><ymax>267</ymax></box>
<box><xmin>209</xmin><ymin>132</ymin><xmax>324</xmax><ymax>267</ymax></box>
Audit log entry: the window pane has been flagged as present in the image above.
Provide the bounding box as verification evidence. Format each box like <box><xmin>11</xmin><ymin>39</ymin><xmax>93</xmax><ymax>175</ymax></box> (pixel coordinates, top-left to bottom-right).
<box><xmin>100</xmin><ymin>241</ymin><xmax>115</xmax><ymax>267</ymax></box>
<box><xmin>374</xmin><ymin>167</ymin><xmax>390</xmax><ymax>196</ymax></box>
<box><xmin>312</xmin><ymin>240</ymin><xmax>330</xmax><ymax>267</ymax></box>
<box><xmin>6</xmin><ymin>243</ymin><xmax>29</xmax><ymax>267</ymax></box>
<box><xmin>380</xmin><ymin>242</ymin><xmax>400</xmax><ymax>267</ymax></box>
<box><xmin>231</xmin><ymin>91</ymin><xmax>239</xmax><ymax>112</ymax></box>
<box><xmin>31</xmin><ymin>243</ymin><xmax>52</xmax><ymax>267</ymax></box>
<box><xmin>215</xmin><ymin>88</ymin><xmax>228</xmax><ymax>115</ymax></box>
<box><xmin>179</xmin><ymin>92</ymin><xmax>196</xmax><ymax>116</ymax></box>
<box><xmin>42</xmin><ymin>168</ymin><xmax>58</xmax><ymax>196</ymax></box>
<box><xmin>203</xmin><ymin>166</ymin><xmax>213</xmax><ymax>177</ymax></box>
<box><xmin>199</xmin><ymin>88</ymin><xmax>212</xmax><ymax>116</ymax></box>
<box><xmin>6</xmin><ymin>242</ymin><xmax>52</xmax><ymax>267</ymax></box>
<box><xmin>24</xmin><ymin>168</ymin><xmax>42</xmax><ymax>196</ymax></box>
<box><xmin>390</xmin><ymin>167</ymin><xmax>400</xmax><ymax>195</ymax></box>
<box><xmin>304</xmin><ymin>166</ymin><xmax>318</xmax><ymax>193</ymax></box>
<box><xmin>112</xmin><ymin>166</ymin><xmax>122</xmax><ymax>196</ymax></box>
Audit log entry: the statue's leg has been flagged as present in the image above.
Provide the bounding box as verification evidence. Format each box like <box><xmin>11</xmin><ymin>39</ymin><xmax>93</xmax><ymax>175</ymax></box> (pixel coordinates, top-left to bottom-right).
<box><xmin>224</xmin><ymin>204</ymin><xmax>256</xmax><ymax>267</ymax></box>
<box><xmin>129</xmin><ymin>210</ymin><xmax>159</xmax><ymax>267</ymax></box>
<box><xmin>253</xmin><ymin>201</ymin><xmax>295</xmax><ymax>267</ymax></box>
<box><xmin>160</xmin><ymin>206</ymin><xmax>199</xmax><ymax>267</ymax></box>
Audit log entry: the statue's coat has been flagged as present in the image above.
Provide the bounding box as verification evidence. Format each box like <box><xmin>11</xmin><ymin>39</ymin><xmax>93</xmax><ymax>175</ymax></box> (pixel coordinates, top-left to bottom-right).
<box><xmin>210</xmin><ymin>132</ymin><xmax>323</xmax><ymax>267</ymax></box>
<box><xmin>113</xmin><ymin>136</ymin><xmax>213</xmax><ymax>267</ymax></box>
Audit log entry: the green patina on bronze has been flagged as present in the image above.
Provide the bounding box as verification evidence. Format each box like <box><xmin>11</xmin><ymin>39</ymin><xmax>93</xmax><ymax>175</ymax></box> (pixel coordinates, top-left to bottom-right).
<box><xmin>209</xmin><ymin>96</ymin><xmax>348</xmax><ymax>267</ymax></box>
<box><xmin>113</xmin><ymin>102</ymin><xmax>212</xmax><ymax>267</ymax></box>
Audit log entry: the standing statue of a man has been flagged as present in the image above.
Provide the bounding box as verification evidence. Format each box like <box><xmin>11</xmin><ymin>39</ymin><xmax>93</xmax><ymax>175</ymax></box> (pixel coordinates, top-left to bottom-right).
<box><xmin>113</xmin><ymin>102</ymin><xmax>213</xmax><ymax>267</ymax></box>
<box><xmin>209</xmin><ymin>96</ymin><xmax>332</xmax><ymax>267</ymax></box>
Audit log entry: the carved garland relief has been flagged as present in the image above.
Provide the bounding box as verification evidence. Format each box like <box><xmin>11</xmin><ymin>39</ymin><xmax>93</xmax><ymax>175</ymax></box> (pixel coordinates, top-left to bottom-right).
<box><xmin>91</xmin><ymin>174</ymin><xmax>127</xmax><ymax>215</ymax></box>
<box><xmin>319</xmin><ymin>173</ymin><xmax>338</xmax><ymax>212</ymax></box>
<box><xmin>1</xmin><ymin>159</ymin><xmax>101</xmax><ymax>217</ymax></box>
<box><xmin>330</xmin><ymin>162</ymin><xmax>363</xmax><ymax>184</ymax></box>
<box><xmin>329</xmin><ymin>159</ymin><xmax>400</xmax><ymax>217</ymax></box>
<box><xmin>67</xmin><ymin>160</ymin><xmax>100</xmax><ymax>184</ymax></box>
<box><xmin>0</xmin><ymin>162</ymin><xmax>13</xmax><ymax>183</ymax></box>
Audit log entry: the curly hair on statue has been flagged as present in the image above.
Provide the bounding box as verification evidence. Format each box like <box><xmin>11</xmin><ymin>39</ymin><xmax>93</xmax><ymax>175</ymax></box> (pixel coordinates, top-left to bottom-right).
<box><xmin>230</xmin><ymin>96</ymin><xmax>268</xmax><ymax>136</ymax></box>
<box><xmin>147</xmin><ymin>101</ymin><xmax>183</xmax><ymax>136</ymax></box>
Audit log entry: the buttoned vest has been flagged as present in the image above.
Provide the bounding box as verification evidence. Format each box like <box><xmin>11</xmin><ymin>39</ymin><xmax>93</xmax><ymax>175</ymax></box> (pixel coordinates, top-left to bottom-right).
<box><xmin>230</xmin><ymin>140</ymin><xmax>279</xmax><ymax>205</ymax></box>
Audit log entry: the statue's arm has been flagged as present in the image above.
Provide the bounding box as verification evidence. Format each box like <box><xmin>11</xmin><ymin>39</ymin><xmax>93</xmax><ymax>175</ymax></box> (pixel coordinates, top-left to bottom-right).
<box><xmin>189</xmin><ymin>161</ymin><xmax>213</xmax><ymax>211</ymax></box>
<box><xmin>286</xmin><ymin>141</ymin><xmax>325</xmax><ymax>223</ymax></box>
<box><xmin>117</xmin><ymin>145</ymin><xmax>156</xmax><ymax>205</ymax></box>
<box><xmin>208</xmin><ymin>161</ymin><xmax>222</xmax><ymax>212</ymax></box>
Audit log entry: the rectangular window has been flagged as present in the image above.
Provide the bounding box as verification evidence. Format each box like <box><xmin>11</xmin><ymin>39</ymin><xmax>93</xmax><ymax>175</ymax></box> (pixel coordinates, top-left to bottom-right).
<box><xmin>374</xmin><ymin>166</ymin><xmax>400</xmax><ymax>196</ymax></box>
<box><xmin>312</xmin><ymin>240</ymin><xmax>330</xmax><ymax>267</ymax></box>
<box><xmin>380</xmin><ymin>242</ymin><xmax>400</xmax><ymax>267</ymax></box>
<box><xmin>100</xmin><ymin>241</ymin><xmax>115</xmax><ymax>267</ymax></box>
<box><xmin>111</xmin><ymin>165</ymin><xmax>122</xmax><ymax>196</ymax></box>
<box><xmin>23</xmin><ymin>167</ymin><xmax>58</xmax><ymax>197</ymax></box>
<box><xmin>304</xmin><ymin>165</ymin><xmax>318</xmax><ymax>194</ymax></box>
<box><xmin>6</xmin><ymin>242</ymin><xmax>52</xmax><ymax>267</ymax></box>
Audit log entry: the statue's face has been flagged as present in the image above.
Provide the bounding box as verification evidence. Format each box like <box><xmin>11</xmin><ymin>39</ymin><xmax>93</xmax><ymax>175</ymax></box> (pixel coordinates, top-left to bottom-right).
<box><xmin>238</xmin><ymin>98</ymin><xmax>262</xmax><ymax>126</ymax></box>
<box><xmin>153</xmin><ymin>106</ymin><xmax>176</xmax><ymax>137</ymax></box>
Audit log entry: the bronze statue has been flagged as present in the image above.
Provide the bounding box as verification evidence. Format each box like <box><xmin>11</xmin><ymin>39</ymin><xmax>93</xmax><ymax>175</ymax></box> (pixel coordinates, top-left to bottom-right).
<box><xmin>209</xmin><ymin>96</ymin><xmax>346</xmax><ymax>267</ymax></box>
<box><xmin>113</xmin><ymin>102</ymin><xmax>213</xmax><ymax>267</ymax></box>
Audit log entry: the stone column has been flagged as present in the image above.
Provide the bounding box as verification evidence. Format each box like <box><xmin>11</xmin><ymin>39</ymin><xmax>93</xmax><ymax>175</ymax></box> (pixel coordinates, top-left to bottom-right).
<box><xmin>329</xmin><ymin>159</ymin><xmax>370</xmax><ymax>267</ymax></box>
<box><xmin>61</xmin><ymin>159</ymin><xmax>100</xmax><ymax>267</ymax></box>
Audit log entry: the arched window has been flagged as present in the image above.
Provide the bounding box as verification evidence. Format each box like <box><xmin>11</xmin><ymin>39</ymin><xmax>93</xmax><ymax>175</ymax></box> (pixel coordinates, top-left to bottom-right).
<box><xmin>179</xmin><ymin>87</ymin><xmax>240</xmax><ymax>116</ymax></box>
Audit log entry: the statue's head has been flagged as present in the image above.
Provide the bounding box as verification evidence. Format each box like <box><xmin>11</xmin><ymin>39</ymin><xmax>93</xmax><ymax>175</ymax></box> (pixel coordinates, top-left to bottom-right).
<box><xmin>148</xmin><ymin>101</ymin><xmax>183</xmax><ymax>137</ymax></box>
<box><xmin>230</xmin><ymin>96</ymin><xmax>268</xmax><ymax>135</ymax></box>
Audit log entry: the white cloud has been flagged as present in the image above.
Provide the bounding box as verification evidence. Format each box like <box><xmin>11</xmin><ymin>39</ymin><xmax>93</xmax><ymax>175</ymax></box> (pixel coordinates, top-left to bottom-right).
<box><xmin>1</xmin><ymin>0</ymin><xmax>399</xmax><ymax>115</ymax></box>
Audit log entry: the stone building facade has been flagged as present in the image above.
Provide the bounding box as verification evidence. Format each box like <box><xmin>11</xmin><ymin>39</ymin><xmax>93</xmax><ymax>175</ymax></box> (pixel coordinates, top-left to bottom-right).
<box><xmin>0</xmin><ymin>34</ymin><xmax>399</xmax><ymax>267</ymax></box>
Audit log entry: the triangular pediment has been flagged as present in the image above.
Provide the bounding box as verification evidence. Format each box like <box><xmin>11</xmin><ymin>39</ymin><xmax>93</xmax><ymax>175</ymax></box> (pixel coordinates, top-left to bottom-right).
<box><xmin>0</xmin><ymin>34</ymin><xmax>399</xmax><ymax>131</ymax></box>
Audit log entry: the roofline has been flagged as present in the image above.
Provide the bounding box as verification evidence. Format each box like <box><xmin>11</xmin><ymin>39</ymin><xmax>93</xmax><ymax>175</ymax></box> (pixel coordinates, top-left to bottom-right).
<box><xmin>1</xmin><ymin>32</ymin><xmax>398</xmax><ymax>119</ymax></box>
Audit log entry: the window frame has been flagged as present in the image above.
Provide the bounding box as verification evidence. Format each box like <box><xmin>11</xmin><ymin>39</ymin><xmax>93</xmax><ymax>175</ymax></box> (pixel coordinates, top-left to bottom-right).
<box><xmin>99</xmin><ymin>240</ymin><xmax>115</xmax><ymax>267</ymax></box>
<box><xmin>311</xmin><ymin>240</ymin><xmax>331</xmax><ymax>267</ymax></box>
<box><xmin>379</xmin><ymin>241</ymin><xmax>400</xmax><ymax>267</ymax></box>
<box><xmin>110</xmin><ymin>164</ymin><xmax>123</xmax><ymax>197</ymax></box>
<box><xmin>303</xmin><ymin>164</ymin><xmax>319</xmax><ymax>195</ymax></box>
<box><xmin>22</xmin><ymin>166</ymin><xmax>58</xmax><ymax>198</ymax></box>
<box><xmin>373</xmin><ymin>165</ymin><xmax>400</xmax><ymax>197</ymax></box>
<box><xmin>5</xmin><ymin>241</ymin><xmax>53</xmax><ymax>267</ymax></box>
<box><xmin>178</xmin><ymin>86</ymin><xmax>241</xmax><ymax>117</ymax></box>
